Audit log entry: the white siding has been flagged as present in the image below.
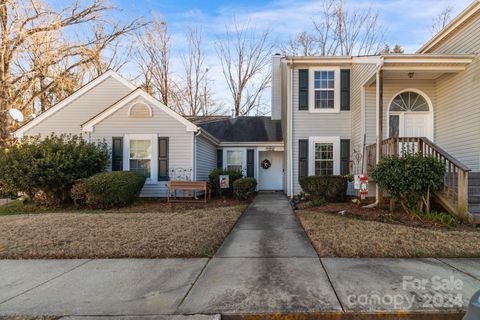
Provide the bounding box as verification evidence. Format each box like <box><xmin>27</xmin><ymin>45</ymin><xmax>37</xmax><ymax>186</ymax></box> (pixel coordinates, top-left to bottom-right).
<box><xmin>196</xmin><ymin>136</ymin><xmax>217</xmax><ymax>181</ymax></box>
<box><xmin>364</xmin><ymin>79</ymin><xmax>437</xmax><ymax>145</ymax></box>
<box><xmin>434</xmin><ymin>58</ymin><xmax>480</xmax><ymax>171</ymax></box>
<box><xmin>24</xmin><ymin>76</ymin><xmax>132</xmax><ymax>137</ymax></box>
<box><xmin>350</xmin><ymin>63</ymin><xmax>377</xmax><ymax>171</ymax></box>
<box><xmin>291</xmin><ymin>68</ymin><xmax>351</xmax><ymax>194</ymax></box>
<box><xmin>91</xmin><ymin>98</ymin><xmax>194</xmax><ymax>197</ymax></box>
<box><xmin>431</xmin><ymin>15</ymin><xmax>480</xmax><ymax>54</ymax></box>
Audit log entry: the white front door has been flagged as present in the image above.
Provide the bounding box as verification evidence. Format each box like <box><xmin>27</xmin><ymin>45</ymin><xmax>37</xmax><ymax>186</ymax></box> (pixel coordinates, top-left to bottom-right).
<box><xmin>404</xmin><ymin>113</ymin><xmax>432</xmax><ymax>139</ymax></box>
<box><xmin>258</xmin><ymin>151</ymin><xmax>283</xmax><ymax>190</ymax></box>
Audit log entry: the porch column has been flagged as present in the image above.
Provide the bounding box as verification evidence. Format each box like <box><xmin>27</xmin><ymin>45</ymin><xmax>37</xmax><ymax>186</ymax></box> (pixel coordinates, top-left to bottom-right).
<box><xmin>375</xmin><ymin>68</ymin><xmax>384</xmax><ymax>204</ymax></box>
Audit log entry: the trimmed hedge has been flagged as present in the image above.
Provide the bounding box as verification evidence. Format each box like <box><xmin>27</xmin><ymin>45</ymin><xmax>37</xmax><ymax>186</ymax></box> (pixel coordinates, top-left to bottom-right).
<box><xmin>80</xmin><ymin>171</ymin><xmax>146</xmax><ymax>209</ymax></box>
<box><xmin>208</xmin><ymin>168</ymin><xmax>243</xmax><ymax>195</ymax></box>
<box><xmin>233</xmin><ymin>178</ymin><xmax>257</xmax><ymax>200</ymax></box>
<box><xmin>299</xmin><ymin>176</ymin><xmax>348</xmax><ymax>202</ymax></box>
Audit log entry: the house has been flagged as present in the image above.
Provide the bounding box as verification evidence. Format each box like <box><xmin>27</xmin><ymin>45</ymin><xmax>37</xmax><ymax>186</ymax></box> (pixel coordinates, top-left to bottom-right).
<box><xmin>13</xmin><ymin>0</ymin><xmax>480</xmax><ymax>220</ymax></box>
<box><xmin>272</xmin><ymin>0</ymin><xmax>480</xmax><ymax>221</ymax></box>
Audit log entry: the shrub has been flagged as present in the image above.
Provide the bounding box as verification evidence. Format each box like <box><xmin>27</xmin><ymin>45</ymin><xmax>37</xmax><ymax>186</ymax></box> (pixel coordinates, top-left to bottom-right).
<box><xmin>0</xmin><ymin>134</ymin><xmax>109</xmax><ymax>205</ymax></box>
<box><xmin>370</xmin><ymin>153</ymin><xmax>445</xmax><ymax>215</ymax></box>
<box><xmin>84</xmin><ymin>171</ymin><xmax>146</xmax><ymax>209</ymax></box>
<box><xmin>70</xmin><ymin>179</ymin><xmax>87</xmax><ymax>208</ymax></box>
<box><xmin>208</xmin><ymin>168</ymin><xmax>243</xmax><ymax>195</ymax></box>
<box><xmin>233</xmin><ymin>178</ymin><xmax>257</xmax><ymax>200</ymax></box>
<box><xmin>298</xmin><ymin>176</ymin><xmax>348</xmax><ymax>202</ymax></box>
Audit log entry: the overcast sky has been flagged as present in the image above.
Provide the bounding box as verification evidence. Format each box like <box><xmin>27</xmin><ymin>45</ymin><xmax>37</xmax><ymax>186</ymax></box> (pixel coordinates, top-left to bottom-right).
<box><xmin>112</xmin><ymin>0</ymin><xmax>473</xmax><ymax>113</ymax></box>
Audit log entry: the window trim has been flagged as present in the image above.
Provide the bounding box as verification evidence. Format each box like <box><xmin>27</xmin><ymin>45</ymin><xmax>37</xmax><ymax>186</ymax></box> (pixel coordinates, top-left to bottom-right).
<box><xmin>308</xmin><ymin>136</ymin><xmax>341</xmax><ymax>176</ymax></box>
<box><xmin>309</xmin><ymin>67</ymin><xmax>341</xmax><ymax>113</ymax></box>
<box><xmin>224</xmin><ymin>148</ymin><xmax>245</xmax><ymax>172</ymax></box>
<box><xmin>123</xmin><ymin>134</ymin><xmax>158</xmax><ymax>184</ymax></box>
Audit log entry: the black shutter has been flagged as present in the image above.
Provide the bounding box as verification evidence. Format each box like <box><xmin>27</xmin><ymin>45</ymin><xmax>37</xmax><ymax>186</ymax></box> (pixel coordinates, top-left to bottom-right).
<box><xmin>299</xmin><ymin>69</ymin><xmax>309</xmax><ymax>110</ymax></box>
<box><xmin>340</xmin><ymin>69</ymin><xmax>351</xmax><ymax>111</ymax></box>
<box><xmin>246</xmin><ymin>149</ymin><xmax>254</xmax><ymax>178</ymax></box>
<box><xmin>340</xmin><ymin>139</ymin><xmax>351</xmax><ymax>175</ymax></box>
<box><xmin>112</xmin><ymin>137</ymin><xmax>123</xmax><ymax>171</ymax></box>
<box><xmin>216</xmin><ymin>149</ymin><xmax>223</xmax><ymax>169</ymax></box>
<box><xmin>158</xmin><ymin>137</ymin><xmax>169</xmax><ymax>181</ymax></box>
<box><xmin>299</xmin><ymin>139</ymin><xmax>309</xmax><ymax>177</ymax></box>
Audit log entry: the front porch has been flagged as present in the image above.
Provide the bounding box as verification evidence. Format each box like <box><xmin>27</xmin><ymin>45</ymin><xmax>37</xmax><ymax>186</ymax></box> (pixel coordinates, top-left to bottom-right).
<box><xmin>361</xmin><ymin>55</ymin><xmax>478</xmax><ymax>221</ymax></box>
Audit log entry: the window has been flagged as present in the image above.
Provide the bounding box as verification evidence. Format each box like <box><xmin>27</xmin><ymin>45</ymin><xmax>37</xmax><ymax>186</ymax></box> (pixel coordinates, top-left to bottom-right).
<box><xmin>390</xmin><ymin>91</ymin><xmax>429</xmax><ymax>112</ymax></box>
<box><xmin>314</xmin><ymin>71</ymin><xmax>335</xmax><ymax>109</ymax></box>
<box><xmin>314</xmin><ymin>143</ymin><xmax>334</xmax><ymax>176</ymax></box>
<box><xmin>226</xmin><ymin>150</ymin><xmax>243</xmax><ymax>171</ymax></box>
<box><xmin>129</xmin><ymin>140</ymin><xmax>151</xmax><ymax>178</ymax></box>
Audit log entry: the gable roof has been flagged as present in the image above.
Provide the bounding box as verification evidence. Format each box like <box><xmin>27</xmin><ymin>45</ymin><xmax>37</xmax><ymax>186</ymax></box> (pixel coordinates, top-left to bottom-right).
<box><xmin>417</xmin><ymin>0</ymin><xmax>480</xmax><ymax>53</ymax></box>
<box><xmin>14</xmin><ymin>70</ymin><xmax>136</xmax><ymax>138</ymax></box>
<box><xmin>82</xmin><ymin>88</ymin><xmax>198</xmax><ymax>132</ymax></box>
<box><xmin>187</xmin><ymin>116</ymin><xmax>282</xmax><ymax>142</ymax></box>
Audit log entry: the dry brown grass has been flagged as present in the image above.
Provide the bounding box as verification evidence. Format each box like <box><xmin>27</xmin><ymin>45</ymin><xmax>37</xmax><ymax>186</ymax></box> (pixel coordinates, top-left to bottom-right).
<box><xmin>0</xmin><ymin>205</ymin><xmax>246</xmax><ymax>259</ymax></box>
<box><xmin>297</xmin><ymin>210</ymin><xmax>480</xmax><ymax>258</ymax></box>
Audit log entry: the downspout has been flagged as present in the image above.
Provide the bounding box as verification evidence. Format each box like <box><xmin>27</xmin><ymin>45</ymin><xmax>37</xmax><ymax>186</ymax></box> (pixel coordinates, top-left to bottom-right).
<box><xmin>289</xmin><ymin>64</ymin><xmax>294</xmax><ymax>197</ymax></box>
<box><xmin>364</xmin><ymin>57</ymin><xmax>384</xmax><ymax>209</ymax></box>
<box><xmin>193</xmin><ymin>131</ymin><xmax>201</xmax><ymax>181</ymax></box>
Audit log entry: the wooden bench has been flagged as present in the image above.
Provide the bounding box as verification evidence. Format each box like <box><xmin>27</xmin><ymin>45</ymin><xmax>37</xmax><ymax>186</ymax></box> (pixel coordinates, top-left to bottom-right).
<box><xmin>167</xmin><ymin>181</ymin><xmax>211</xmax><ymax>203</ymax></box>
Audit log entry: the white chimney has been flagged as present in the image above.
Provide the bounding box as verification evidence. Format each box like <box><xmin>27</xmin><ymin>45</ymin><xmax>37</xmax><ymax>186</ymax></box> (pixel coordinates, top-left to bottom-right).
<box><xmin>271</xmin><ymin>54</ymin><xmax>282</xmax><ymax>120</ymax></box>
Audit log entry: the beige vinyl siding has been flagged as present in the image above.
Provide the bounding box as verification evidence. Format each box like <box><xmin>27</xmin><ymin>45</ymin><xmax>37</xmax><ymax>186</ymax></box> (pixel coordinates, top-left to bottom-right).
<box><xmin>196</xmin><ymin>136</ymin><xmax>217</xmax><ymax>181</ymax></box>
<box><xmin>350</xmin><ymin>63</ymin><xmax>377</xmax><ymax>158</ymax></box>
<box><xmin>23</xmin><ymin>76</ymin><xmax>132</xmax><ymax>137</ymax></box>
<box><xmin>292</xmin><ymin>68</ymin><xmax>351</xmax><ymax>194</ymax></box>
<box><xmin>430</xmin><ymin>14</ymin><xmax>480</xmax><ymax>54</ymax></box>
<box><xmin>91</xmin><ymin>99</ymin><xmax>194</xmax><ymax>197</ymax></box>
<box><xmin>364</xmin><ymin>79</ymin><xmax>437</xmax><ymax>145</ymax></box>
<box><xmin>434</xmin><ymin>58</ymin><xmax>480</xmax><ymax>171</ymax></box>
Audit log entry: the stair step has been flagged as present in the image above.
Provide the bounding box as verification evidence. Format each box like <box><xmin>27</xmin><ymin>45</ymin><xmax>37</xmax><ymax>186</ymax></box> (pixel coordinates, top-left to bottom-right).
<box><xmin>469</xmin><ymin>187</ymin><xmax>480</xmax><ymax>195</ymax></box>
<box><xmin>469</xmin><ymin>204</ymin><xmax>480</xmax><ymax>214</ymax></box>
<box><xmin>469</xmin><ymin>195</ymin><xmax>480</xmax><ymax>203</ymax></box>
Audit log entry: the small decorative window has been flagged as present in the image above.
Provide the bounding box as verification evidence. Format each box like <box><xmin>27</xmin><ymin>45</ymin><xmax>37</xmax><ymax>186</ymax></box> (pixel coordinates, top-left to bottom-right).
<box><xmin>129</xmin><ymin>140</ymin><xmax>152</xmax><ymax>178</ymax></box>
<box><xmin>314</xmin><ymin>143</ymin><xmax>334</xmax><ymax>176</ymax></box>
<box><xmin>226</xmin><ymin>150</ymin><xmax>243</xmax><ymax>171</ymax></box>
<box><xmin>314</xmin><ymin>71</ymin><xmax>335</xmax><ymax>109</ymax></box>
<box><xmin>390</xmin><ymin>91</ymin><xmax>429</xmax><ymax>112</ymax></box>
<box><xmin>129</xmin><ymin>102</ymin><xmax>152</xmax><ymax>118</ymax></box>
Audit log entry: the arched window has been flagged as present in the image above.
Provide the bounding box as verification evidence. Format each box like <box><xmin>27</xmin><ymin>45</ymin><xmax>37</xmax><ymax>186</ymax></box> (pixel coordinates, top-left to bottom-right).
<box><xmin>390</xmin><ymin>91</ymin><xmax>429</xmax><ymax>112</ymax></box>
<box><xmin>128</xmin><ymin>102</ymin><xmax>152</xmax><ymax>118</ymax></box>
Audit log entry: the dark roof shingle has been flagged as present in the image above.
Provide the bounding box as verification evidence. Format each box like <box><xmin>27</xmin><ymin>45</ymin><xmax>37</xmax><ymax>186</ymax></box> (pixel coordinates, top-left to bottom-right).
<box><xmin>186</xmin><ymin>116</ymin><xmax>282</xmax><ymax>142</ymax></box>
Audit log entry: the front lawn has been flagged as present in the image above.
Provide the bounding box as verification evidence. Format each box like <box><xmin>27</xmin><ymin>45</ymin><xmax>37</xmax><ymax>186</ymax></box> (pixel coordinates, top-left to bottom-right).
<box><xmin>298</xmin><ymin>210</ymin><xmax>480</xmax><ymax>258</ymax></box>
<box><xmin>0</xmin><ymin>200</ymin><xmax>247</xmax><ymax>259</ymax></box>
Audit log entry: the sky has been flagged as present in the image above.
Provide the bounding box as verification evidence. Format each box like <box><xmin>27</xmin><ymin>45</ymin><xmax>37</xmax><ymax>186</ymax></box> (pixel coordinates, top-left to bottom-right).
<box><xmin>110</xmin><ymin>0</ymin><xmax>473</xmax><ymax>113</ymax></box>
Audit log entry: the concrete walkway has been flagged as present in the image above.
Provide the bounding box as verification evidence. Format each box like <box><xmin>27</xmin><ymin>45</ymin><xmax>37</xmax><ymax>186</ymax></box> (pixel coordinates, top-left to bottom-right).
<box><xmin>1</xmin><ymin>193</ymin><xmax>480</xmax><ymax>317</ymax></box>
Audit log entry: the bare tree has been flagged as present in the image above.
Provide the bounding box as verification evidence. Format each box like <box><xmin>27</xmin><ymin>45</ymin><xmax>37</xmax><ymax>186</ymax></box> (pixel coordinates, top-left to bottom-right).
<box><xmin>0</xmin><ymin>0</ymin><xmax>144</xmax><ymax>144</ymax></box>
<box><xmin>135</xmin><ymin>18</ymin><xmax>171</xmax><ymax>106</ymax></box>
<box><xmin>432</xmin><ymin>5</ymin><xmax>453</xmax><ymax>35</ymax></box>
<box><xmin>216</xmin><ymin>21</ymin><xmax>273</xmax><ymax>116</ymax></box>
<box><xmin>281</xmin><ymin>31</ymin><xmax>318</xmax><ymax>56</ymax></box>
<box><xmin>283</xmin><ymin>0</ymin><xmax>386</xmax><ymax>57</ymax></box>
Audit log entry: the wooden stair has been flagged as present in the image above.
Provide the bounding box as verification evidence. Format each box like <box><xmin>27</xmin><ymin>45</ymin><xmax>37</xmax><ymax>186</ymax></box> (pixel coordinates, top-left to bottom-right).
<box><xmin>469</xmin><ymin>172</ymin><xmax>480</xmax><ymax>223</ymax></box>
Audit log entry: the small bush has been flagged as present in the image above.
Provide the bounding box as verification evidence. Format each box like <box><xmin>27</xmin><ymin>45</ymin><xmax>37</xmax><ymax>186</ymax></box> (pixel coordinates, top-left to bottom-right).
<box><xmin>371</xmin><ymin>153</ymin><xmax>445</xmax><ymax>215</ymax></box>
<box><xmin>0</xmin><ymin>134</ymin><xmax>109</xmax><ymax>205</ymax></box>
<box><xmin>84</xmin><ymin>171</ymin><xmax>146</xmax><ymax>209</ymax></box>
<box><xmin>299</xmin><ymin>176</ymin><xmax>348</xmax><ymax>202</ymax></box>
<box><xmin>233</xmin><ymin>178</ymin><xmax>257</xmax><ymax>200</ymax></box>
<box><xmin>70</xmin><ymin>179</ymin><xmax>87</xmax><ymax>208</ymax></box>
<box><xmin>208</xmin><ymin>168</ymin><xmax>243</xmax><ymax>195</ymax></box>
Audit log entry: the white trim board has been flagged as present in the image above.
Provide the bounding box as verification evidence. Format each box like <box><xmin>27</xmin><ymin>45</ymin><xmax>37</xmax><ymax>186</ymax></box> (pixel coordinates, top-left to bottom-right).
<box><xmin>82</xmin><ymin>89</ymin><xmax>198</xmax><ymax>133</ymax></box>
<box><xmin>14</xmin><ymin>70</ymin><xmax>136</xmax><ymax>138</ymax></box>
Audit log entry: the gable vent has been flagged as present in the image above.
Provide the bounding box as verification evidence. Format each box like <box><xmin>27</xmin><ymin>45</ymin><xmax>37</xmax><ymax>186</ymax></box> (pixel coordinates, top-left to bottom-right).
<box><xmin>128</xmin><ymin>102</ymin><xmax>153</xmax><ymax>118</ymax></box>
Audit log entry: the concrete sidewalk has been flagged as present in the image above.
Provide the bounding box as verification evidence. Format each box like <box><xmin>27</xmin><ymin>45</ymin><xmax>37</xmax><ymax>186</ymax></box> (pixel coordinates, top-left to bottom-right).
<box><xmin>1</xmin><ymin>193</ymin><xmax>480</xmax><ymax>317</ymax></box>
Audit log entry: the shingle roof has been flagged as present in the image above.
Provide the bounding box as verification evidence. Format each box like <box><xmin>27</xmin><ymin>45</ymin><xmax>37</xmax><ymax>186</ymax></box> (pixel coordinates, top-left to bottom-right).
<box><xmin>186</xmin><ymin>116</ymin><xmax>283</xmax><ymax>142</ymax></box>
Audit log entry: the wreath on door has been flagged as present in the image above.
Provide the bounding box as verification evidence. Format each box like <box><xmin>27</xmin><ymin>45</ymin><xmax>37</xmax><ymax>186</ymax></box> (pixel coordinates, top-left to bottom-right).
<box><xmin>261</xmin><ymin>159</ymin><xmax>271</xmax><ymax>169</ymax></box>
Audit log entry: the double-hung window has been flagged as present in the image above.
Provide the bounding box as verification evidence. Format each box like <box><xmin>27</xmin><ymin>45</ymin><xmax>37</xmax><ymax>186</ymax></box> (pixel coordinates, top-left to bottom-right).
<box><xmin>314</xmin><ymin>71</ymin><xmax>335</xmax><ymax>109</ymax></box>
<box><xmin>314</xmin><ymin>143</ymin><xmax>334</xmax><ymax>176</ymax></box>
<box><xmin>226</xmin><ymin>150</ymin><xmax>243</xmax><ymax>171</ymax></box>
<box><xmin>309</xmin><ymin>67</ymin><xmax>340</xmax><ymax>113</ymax></box>
<box><xmin>129</xmin><ymin>140</ymin><xmax>152</xmax><ymax>178</ymax></box>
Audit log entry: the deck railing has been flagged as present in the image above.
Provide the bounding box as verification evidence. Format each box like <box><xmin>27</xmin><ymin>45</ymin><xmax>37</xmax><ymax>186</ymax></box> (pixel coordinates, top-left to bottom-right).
<box><xmin>366</xmin><ymin>137</ymin><xmax>471</xmax><ymax>218</ymax></box>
